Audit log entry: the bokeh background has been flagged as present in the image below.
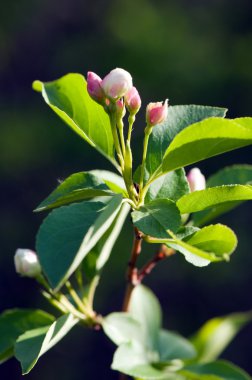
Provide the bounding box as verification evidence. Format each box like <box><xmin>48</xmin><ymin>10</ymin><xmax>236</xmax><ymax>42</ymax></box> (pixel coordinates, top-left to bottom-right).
<box><xmin>1</xmin><ymin>0</ymin><xmax>252</xmax><ymax>378</ymax></box>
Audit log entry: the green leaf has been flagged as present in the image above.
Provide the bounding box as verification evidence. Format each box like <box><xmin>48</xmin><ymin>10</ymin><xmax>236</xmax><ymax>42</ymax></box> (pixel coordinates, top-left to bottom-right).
<box><xmin>33</xmin><ymin>74</ymin><xmax>117</xmax><ymax>168</ymax></box>
<box><xmin>131</xmin><ymin>199</ymin><xmax>181</xmax><ymax>238</ymax></box>
<box><xmin>112</xmin><ymin>341</ymin><xmax>172</xmax><ymax>380</ymax></box>
<box><xmin>177</xmin><ymin>185</ymin><xmax>252</xmax><ymax>214</ymax></box>
<box><xmin>82</xmin><ymin>202</ymin><xmax>130</xmax><ymax>279</ymax></box>
<box><xmin>193</xmin><ymin>165</ymin><xmax>252</xmax><ymax>225</ymax></box>
<box><xmin>161</xmin><ymin>224</ymin><xmax>237</xmax><ymax>267</ymax></box>
<box><xmin>102</xmin><ymin>312</ymin><xmax>144</xmax><ymax>346</ymax></box>
<box><xmin>207</xmin><ymin>165</ymin><xmax>252</xmax><ymax>187</ymax></box>
<box><xmin>182</xmin><ymin>360</ymin><xmax>251</xmax><ymax>380</ymax></box>
<box><xmin>158</xmin><ymin>330</ymin><xmax>196</xmax><ymax>362</ymax></box>
<box><xmin>190</xmin><ymin>311</ymin><xmax>252</xmax><ymax>363</ymax></box>
<box><xmin>145</xmin><ymin>169</ymin><xmax>189</xmax><ymax>204</ymax></box>
<box><xmin>35</xmin><ymin>172</ymin><xmax>114</xmax><ymax>212</ymax></box>
<box><xmin>129</xmin><ymin>285</ymin><xmax>162</xmax><ymax>350</ymax></box>
<box><xmin>146</xmin><ymin>105</ymin><xmax>227</xmax><ymax>179</ymax></box>
<box><xmin>15</xmin><ymin>313</ymin><xmax>78</xmax><ymax>374</ymax></box>
<box><xmin>89</xmin><ymin>169</ymin><xmax>127</xmax><ymax>196</ymax></box>
<box><xmin>162</xmin><ymin>117</ymin><xmax>252</xmax><ymax>174</ymax></box>
<box><xmin>36</xmin><ymin>195</ymin><xmax>122</xmax><ymax>290</ymax></box>
<box><xmin>0</xmin><ymin>309</ymin><xmax>54</xmax><ymax>364</ymax></box>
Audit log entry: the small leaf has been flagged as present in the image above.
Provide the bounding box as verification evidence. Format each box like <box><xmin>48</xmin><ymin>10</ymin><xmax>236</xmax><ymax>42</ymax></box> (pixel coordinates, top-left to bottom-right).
<box><xmin>129</xmin><ymin>285</ymin><xmax>162</xmax><ymax>350</ymax></box>
<box><xmin>131</xmin><ymin>199</ymin><xmax>181</xmax><ymax>238</ymax></box>
<box><xmin>163</xmin><ymin>224</ymin><xmax>237</xmax><ymax>267</ymax></box>
<box><xmin>158</xmin><ymin>329</ymin><xmax>196</xmax><ymax>362</ymax></box>
<box><xmin>35</xmin><ymin>172</ymin><xmax>114</xmax><ymax>212</ymax></box>
<box><xmin>190</xmin><ymin>311</ymin><xmax>252</xmax><ymax>363</ymax></box>
<box><xmin>0</xmin><ymin>309</ymin><xmax>54</xmax><ymax>364</ymax></box>
<box><xmin>15</xmin><ymin>313</ymin><xmax>78</xmax><ymax>374</ymax></box>
<box><xmin>102</xmin><ymin>312</ymin><xmax>143</xmax><ymax>346</ymax></box>
<box><xmin>146</xmin><ymin>105</ymin><xmax>227</xmax><ymax>179</ymax></box>
<box><xmin>36</xmin><ymin>195</ymin><xmax>122</xmax><ymax>290</ymax></box>
<box><xmin>177</xmin><ymin>185</ymin><xmax>252</xmax><ymax>215</ymax></box>
<box><xmin>145</xmin><ymin>169</ymin><xmax>189</xmax><ymax>203</ymax></box>
<box><xmin>33</xmin><ymin>74</ymin><xmax>118</xmax><ymax>168</ymax></box>
<box><xmin>162</xmin><ymin>117</ymin><xmax>252</xmax><ymax>174</ymax></box>
<box><xmin>182</xmin><ymin>360</ymin><xmax>251</xmax><ymax>380</ymax></box>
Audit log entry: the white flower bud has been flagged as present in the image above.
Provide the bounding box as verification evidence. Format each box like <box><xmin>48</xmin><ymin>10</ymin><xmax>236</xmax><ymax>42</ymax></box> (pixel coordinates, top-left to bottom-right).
<box><xmin>14</xmin><ymin>249</ymin><xmax>41</xmax><ymax>278</ymax></box>
<box><xmin>101</xmin><ymin>68</ymin><xmax>133</xmax><ymax>99</ymax></box>
<box><xmin>187</xmin><ymin>168</ymin><xmax>206</xmax><ymax>192</ymax></box>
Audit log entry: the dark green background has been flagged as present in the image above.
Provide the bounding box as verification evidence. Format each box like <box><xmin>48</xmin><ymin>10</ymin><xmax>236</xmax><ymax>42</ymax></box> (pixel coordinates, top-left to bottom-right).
<box><xmin>1</xmin><ymin>0</ymin><xmax>252</xmax><ymax>378</ymax></box>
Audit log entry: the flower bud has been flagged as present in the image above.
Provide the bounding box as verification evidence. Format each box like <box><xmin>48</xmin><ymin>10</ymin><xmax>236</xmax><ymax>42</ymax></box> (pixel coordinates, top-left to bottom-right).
<box><xmin>146</xmin><ymin>99</ymin><xmax>168</xmax><ymax>126</ymax></box>
<box><xmin>187</xmin><ymin>168</ymin><xmax>206</xmax><ymax>192</ymax></box>
<box><xmin>87</xmin><ymin>71</ymin><xmax>104</xmax><ymax>103</ymax></box>
<box><xmin>14</xmin><ymin>249</ymin><xmax>41</xmax><ymax>278</ymax></box>
<box><xmin>101</xmin><ymin>68</ymin><xmax>133</xmax><ymax>100</ymax></box>
<box><xmin>115</xmin><ymin>99</ymin><xmax>126</xmax><ymax>119</ymax></box>
<box><xmin>125</xmin><ymin>86</ymin><xmax>141</xmax><ymax>114</ymax></box>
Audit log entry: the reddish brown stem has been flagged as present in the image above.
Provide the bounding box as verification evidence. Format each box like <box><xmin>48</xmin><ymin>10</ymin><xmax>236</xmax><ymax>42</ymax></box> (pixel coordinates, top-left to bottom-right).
<box><xmin>122</xmin><ymin>228</ymin><xmax>142</xmax><ymax>311</ymax></box>
<box><xmin>138</xmin><ymin>245</ymin><xmax>175</xmax><ymax>282</ymax></box>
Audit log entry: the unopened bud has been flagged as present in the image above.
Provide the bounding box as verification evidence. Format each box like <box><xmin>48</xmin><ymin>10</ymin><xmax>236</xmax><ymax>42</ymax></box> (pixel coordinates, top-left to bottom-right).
<box><xmin>101</xmin><ymin>68</ymin><xmax>133</xmax><ymax>100</ymax></box>
<box><xmin>146</xmin><ymin>99</ymin><xmax>168</xmax><ymax>127</ymax></box>
<box><xmin>125</xmin><ymin>86</ymin><xmax>141</xmax><ymax>115</ymax></box>
<box><xmin>115</xmin><ymin>99</ymin><xmax>126</xmax><ymax>119</ymax></box>
<box><xmin>14</xmin><ymin>249</ymin><xmax>41</xmax><ymax>278</ymax></box>
<box><xmin>87</xmin><ymin>71</ymin><xmax>104</xmax><ymax>103</ymax></box>
<box><xmin>187</xmin><ymin>168</ymin><xmax>206</xmax><ymax>192</ymax></box>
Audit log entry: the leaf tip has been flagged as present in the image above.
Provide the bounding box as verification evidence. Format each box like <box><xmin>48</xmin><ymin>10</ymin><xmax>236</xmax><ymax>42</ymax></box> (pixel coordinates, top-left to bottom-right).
<box><xmin>32</xmin><ymin>80</ymin><xmax>43</xmax><ymax>92</ymax></box>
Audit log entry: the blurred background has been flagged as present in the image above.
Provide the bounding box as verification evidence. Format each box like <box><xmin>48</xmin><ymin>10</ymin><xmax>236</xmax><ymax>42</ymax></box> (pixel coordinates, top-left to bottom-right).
<box><xmin>1</xmin><ymin>0</ymin><xmax>252</xmax><ymax>378</ymax></box>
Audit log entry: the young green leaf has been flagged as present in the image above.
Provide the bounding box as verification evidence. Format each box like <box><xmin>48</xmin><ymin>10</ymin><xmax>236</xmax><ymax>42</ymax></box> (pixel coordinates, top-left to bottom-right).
<box><xmin>158</xmin><ymin>330</ymin><xmax>196</xmax><ymax>362</ymax></box>
<box><xmin>162</xmin><ymin>117</ymin><xmax>252</xmax><ymax>174</ymax></box>
<box><xmin>131</xmin><ymin>199</ymin><xmax>181</xmax><ymax>238</ymax></box>
<box><xmin>33</xmin><ymin>74</ymin><xmax>118</xmax><ymax>169</ymax></box>
<box><xmin>35</xmin><ymin>172</ymin><xmax>114</xmax><ymax>212</ymax></box>
<box><xmin>102</xmin><ymin>312</ymin><xmax>143</xmax><ymax>346</ymax></box>
<box><xmin>145</xmin><ymin>169</ymin><xmax>189</xmax><ymax>204</ymax></box>
<box><xmin>177</xmin><ymin>185</ymin><xmax>252</xmax><ymax>214</ymax></box>
<box><xmin>129</xmin><ymin>285</ymin><xmax>162</xmax><ymax>350</ymax></box>
<box><xmin>111</xmin><ymin>341</ymin><xmax>171</xmax><ymax>380</ymax></box>
<box><xmin>182</xmin><ymin>360</ymin><xmax>251</xmax><ymax>380</ymax></box>
<box><xmin>146</xmin><ymin>105</ymin><xmax>227</xmax><ymax>179</ymax></box>
<box><xmin>190</xmin><ymin>311</ymin><xmax>252</xmax><ymax>363</ymax></box>
<box><xmin>0</xmin><ymin>309</ymin><xmax>54</xmax><ymax>364</ymax></box>
<box><xmin>146</xmin><ymin>224</ymin><xmax>237</xmax><ymax>267</ymax></box>
<box><xmin>15</xmin><ymin>313</ymin><xmax>78</xmax><ymax>374</ymax></box>
<box><xmin>36</xmin><ymin>195</ymin><xmax>122</xmax><ymax>290</ymax></box>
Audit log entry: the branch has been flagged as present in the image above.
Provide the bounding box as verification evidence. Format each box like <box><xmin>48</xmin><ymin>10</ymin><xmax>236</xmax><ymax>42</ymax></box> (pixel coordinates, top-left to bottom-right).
<box><xmin>122</xmin><ymin>227</ymin><xmax>142</xmax><ymax>311</ymax></box>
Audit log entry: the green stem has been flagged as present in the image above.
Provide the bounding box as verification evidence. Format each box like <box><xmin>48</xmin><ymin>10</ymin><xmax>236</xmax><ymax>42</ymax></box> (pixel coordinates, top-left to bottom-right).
<box><xmin>118</xmin><ymin>118</ymin><xmax>126</xmax><ymax>157</ymax></box>
<box><xmin>138</xmin><ymin>126</ymin><xmax>152</xmax><ymax>205</ymax></box>
<box><xmin>110</xmin><ymin>113</ymin><xmax>124</xmax><ymax>169</ymax></box>
<box><xmin>65</xmin><ymin>281</ymin><xmax>89</xmax><ymax>315</ymax></box>
<box><xmin>127</xmin><ymin>114</ymin><xmax>135</xmax><ymax>142</ymax></box>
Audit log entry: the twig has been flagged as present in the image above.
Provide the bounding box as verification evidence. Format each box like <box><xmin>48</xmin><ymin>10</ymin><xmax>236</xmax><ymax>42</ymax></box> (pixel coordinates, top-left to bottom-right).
<box><xmin>122</xmin><ymin>227</ymin><xmax>142</xmax><ymax>311</ymax></box>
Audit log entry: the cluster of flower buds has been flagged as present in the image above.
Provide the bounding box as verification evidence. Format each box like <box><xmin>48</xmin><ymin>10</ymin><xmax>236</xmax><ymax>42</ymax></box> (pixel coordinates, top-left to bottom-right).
<box><xmin>87</xmin><ymin>68</ymin><xmax>141</xmax><ymax>115</ymax></box>
<box><xmin>14</xmin><ymin>248</ymin><xmax>41</xmax><ymax>278</ymax></box>
<box><xmin>187</xmin><ymin>168</ymin><xmax>206</xmax><ymax>192</ymax></box>
<box><xmin>87</xmin><ymin>67</ymin><xmax>168</xmax><ymax>127</ymax></box>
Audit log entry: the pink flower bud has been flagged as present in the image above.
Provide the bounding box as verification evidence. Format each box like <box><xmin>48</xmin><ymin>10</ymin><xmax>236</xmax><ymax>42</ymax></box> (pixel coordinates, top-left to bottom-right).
<box><xmin>101</xmin><ymin>68</ymin><xmax>133</xmax><ymax>99</ymax></box>
<box><xmin>146</xmin><ymin>99</ymin><xmax>168</xmax><ymax>126</ymax></box>
<box><xmin>87</xmin><ymin>71</ymin><xmax>104</xmax><ymax>102</ymax></box>
<box><xmin>116</xmin><ymin>99</ymin><xmax>126</xmax><ymax>118</ymax></box>
<box><xmin>125</xmin><ymin>86</ymin><xmax>141</xmax><ymax>114</ymax></box>
<box><xmin>14</xmin><ymin>249</ymin><xmax>41</xmax><ymax>278</ymax></box>
<box><xmin>187</xmin><ymin>168</ymin><xmax>206</xmax><ymax>192</ymax></box>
